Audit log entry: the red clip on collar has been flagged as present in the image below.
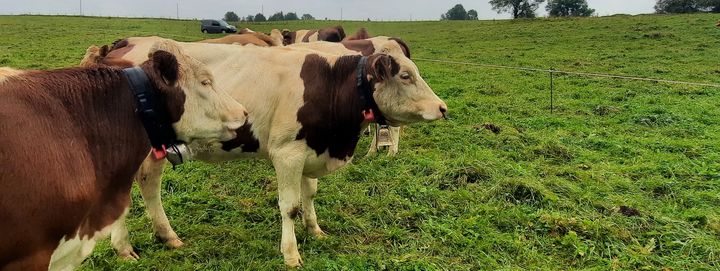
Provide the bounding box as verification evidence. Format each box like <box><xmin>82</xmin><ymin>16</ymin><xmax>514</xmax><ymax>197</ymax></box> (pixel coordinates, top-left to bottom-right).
<box><xmin>363</xmin><ymin>109</ymin><xmax>375</xmax><ymax>122</ymax></box>
<box><xmin>152</xmin><ymin>145</ymin><xmax>168</xmax><ymax>160</ymax></box>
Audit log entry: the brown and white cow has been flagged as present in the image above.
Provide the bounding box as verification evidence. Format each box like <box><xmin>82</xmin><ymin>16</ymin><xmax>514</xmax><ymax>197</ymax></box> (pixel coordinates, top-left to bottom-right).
<box><xmin>0</xmin><ymin>39</ymin><xmax>247</xmax><ymax>270</ymax></box>
<box><xmin>271</xmin><ymin>25</ymin><xmax>347</xmax><ymax>46</ymax></box>
<box><xmin>85</xmin><ymin>38</ymin><xmax>446</xmax><ymax>267</ymax></box>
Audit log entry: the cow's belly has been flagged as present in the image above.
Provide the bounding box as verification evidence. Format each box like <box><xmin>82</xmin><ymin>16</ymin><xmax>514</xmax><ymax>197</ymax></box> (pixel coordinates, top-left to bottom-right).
<box><xmin>302</xmin><ymin>151</ymin><xmax>352</xmax><ymax>178</ymax></box>
<box><xmin>191</xmin><ymin>141</ymin><xmax>269</xmax><ymax>163</ymax></box>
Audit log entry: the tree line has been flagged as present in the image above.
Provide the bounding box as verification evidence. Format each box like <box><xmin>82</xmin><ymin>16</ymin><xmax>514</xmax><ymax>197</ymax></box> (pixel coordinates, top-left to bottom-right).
<box><xmin>655</xmin><ymin>0</ymin><xmax>720</xmax><ymax>13</ymax></box>
<box><xmin>442</xmin><ymin>0</ymin><xmax>594</xmax><ymax>20</ymax></box>
<box><xmin>223</xmin><ymin>11</ymin><xmax>315</xmax><ymax>22</ymax></box>
<box><xmin>443</xmin><ymin>0</ymin><xmax>719</xmax><ymax>20</ymax></box>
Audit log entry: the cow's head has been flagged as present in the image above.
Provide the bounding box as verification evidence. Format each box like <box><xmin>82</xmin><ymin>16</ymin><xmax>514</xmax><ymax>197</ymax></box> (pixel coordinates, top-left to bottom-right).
<box><xmin>365</xmin><ymin>53</ymin><xmax>447</xmax><ymax>125</ymax></box>
<box><xmin>140</xmin><ymin>40</ymin><xmax>247</xmax><ymax>144</ymax></box>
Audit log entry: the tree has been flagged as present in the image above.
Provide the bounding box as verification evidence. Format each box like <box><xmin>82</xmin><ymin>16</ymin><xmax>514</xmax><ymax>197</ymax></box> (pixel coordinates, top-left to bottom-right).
<box><xmin>254</xmin><ymin>13</ymin><xmax>266</xmax><ymax>22</ymax></box>
<box><xmin>654</xmin><ymin>0</ymin><xmax>699</xmax><ymax>13</ymax></box>
<box><xmin>467</xmin><ymin>9</ymin><xmax>479</xmax><ymax>20</ymax></box>
<box><xmin>443</xmin><ymin>4</ymin><xmax>469</xmax><ymax>20</ymax></box>
<box><xmin>284</xmin><ymin>12</ymin><xmax>299</xmax><ymax>20</ymax></box>
<box><xmin>245</xmin><ymin>15</ymin><xmax>254</xmax><ymax>22</ymax></box>
<box><xmin>301</xmin><ymin>13</ymin><xmax>315</xmax><ymax>20</ymax></box>
<box><xmin>546</xmin><ymin>0</ymin><xmax>595</xmax><ymax>17</ymax></box>
<box><xmin>697</xmin><ymin>0</ymin><xmax>720</xmax><ymax>12</ymax></box>
<box><xmin>224</xmin><ymin>11</ymin><xmax>239</xmax><ymax>22</ymax></box>
<box><xmin>268</xmin><ymin>11</ymin><xmax>284</xmax><ymax>21</ymax></box>
<box><xmin>489</xmin><ymin>0</ymin><xmax>545</xmax><ymax>18</ymax></box>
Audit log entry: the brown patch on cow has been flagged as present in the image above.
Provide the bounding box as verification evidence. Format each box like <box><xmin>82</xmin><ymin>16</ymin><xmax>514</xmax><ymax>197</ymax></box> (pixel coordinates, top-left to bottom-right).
<box><xmin>296</xmin><ymin>54</ymin><xmax>399</xmax><ymax>159</ymax></box>
<box><xmin>302</xmin><ymin>30</ymin><xmax>318</xmax><ymax>42</ymax></box>
<box><xmin>345</xmin><ymin>28</ymin><xmax>371</xmax><ymax>41</ymax></box>
<box><xmin>317</xmin><ymin>26</ymin><xmax>346</xmax><ymax>42</ymax></box>
<box><xmin>618</xmin><ymin>206</ymin><xmax>641</xmax><ymax>217</ymax></box>
<box><xmin>143</xmin><ymin>50</ymin><xmax>186</xmax><ymax>124</ymax></box>
<box><xmin>341</xmin><ymin>39</ymin><xmax>376</xmax><ymax>56</ymax></box>
<box><xmin>0</xmin><ymin>65</ymin><xmax>163</xmax><ymax>267</ymax></box>
<box><xmin>105</xmin><ymin>38</ymin><xmax>136</xmax><ymax>60</ymax></box>
<box><xmin>389</xmin><ymin>38</ymin><xmax>411</xmax><ymax>58</ymax></box>
<box><xmin>282</xmin><ymin>30</ymin><xmax>297</xmax><ymax>45</ymax></box>
<box><xmin>221</xmin><ymin>121</ymin><xmax>260</xmax><ymax>152</ymax></box>
<box><xmin>288</xmin><ymin>207</ymin><xmax>301</xmax><ymax>219</ymax></box>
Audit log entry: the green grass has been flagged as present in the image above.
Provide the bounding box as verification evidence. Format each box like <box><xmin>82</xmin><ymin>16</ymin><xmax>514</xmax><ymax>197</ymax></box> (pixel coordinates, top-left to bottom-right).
<box><xmin>2</xmin><ymin>14</ymin><xmax>720</xmax><ymax>270</ymax></box>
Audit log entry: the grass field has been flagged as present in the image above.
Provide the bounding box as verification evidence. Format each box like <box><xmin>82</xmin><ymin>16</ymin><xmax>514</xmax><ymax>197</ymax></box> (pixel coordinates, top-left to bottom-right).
<box><xmin>2</xmin><ymin>14</ymin><xmax>720</xmax><ymax>270</ymax></box>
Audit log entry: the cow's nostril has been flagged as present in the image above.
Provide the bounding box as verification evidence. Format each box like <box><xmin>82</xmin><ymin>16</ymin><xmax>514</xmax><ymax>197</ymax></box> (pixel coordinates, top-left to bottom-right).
<box><xmin>243</xmin><ymin>110</ymin><xmax>249</xmax><ymax>117</ymax></box>
<box><xmin>439</xmin><ymin>105</ymin><xmax>447</xmax><ymax>113</ymax></box>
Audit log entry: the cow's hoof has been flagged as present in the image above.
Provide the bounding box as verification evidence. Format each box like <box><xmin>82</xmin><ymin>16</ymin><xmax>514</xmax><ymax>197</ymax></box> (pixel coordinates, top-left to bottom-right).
<box><xmin>118</xmin><ymin>250</ymin><xmax>140</xmax><ymax>261</ymax></box>
<box><xmin>164</xmin><ymin>238</ymin><xmax>185</xmax><ymax>249</ymax></box>
<box><xmin>284</xmin><ymin>256</ymin><xmax>303</xmax><ymax>268</ymax></box>
<box><xmin>309</xmin><ymin>228</ymin><xmax>328</xmax><ymax>239</ymax></box>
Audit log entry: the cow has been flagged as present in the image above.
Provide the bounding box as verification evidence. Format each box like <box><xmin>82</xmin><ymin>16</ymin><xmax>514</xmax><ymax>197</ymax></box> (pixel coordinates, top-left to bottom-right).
<box><xmin>198</xmin><ymin>32</ymin><xmax>280</xmax><ymax>47</ymax></box>
<box><xmin>0</xmin><ymin>39</ymin><xmax>247</xmax><ymax>270</ymax></box>
<box><xmin>343</xmin><ymin>27</ymin><xmax>372</xmax><ymax>41</ymax></box>
<box><xmin>84</xmin><ymin>37</ymin><xmax>447</xmax><ymax>267</ymax></box>
<box><xmin>271</xmin><ymin>26</ymin><xmax>347</xmax><ymax>46</ymax></box>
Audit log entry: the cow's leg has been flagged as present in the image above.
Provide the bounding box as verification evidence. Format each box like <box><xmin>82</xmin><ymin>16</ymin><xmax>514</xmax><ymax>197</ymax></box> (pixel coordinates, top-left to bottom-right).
<box><xmin>111</xmin><ymin>213</ymin><xmax>139</xmax><ymax>260</ymax></box>
<box><xmin>271</xmin><ymin>149</ymin><xmax>305</xmax><ymax>267</ymax></box>
<box><xmin>301</xmin><ymin>177</ymin><xmax>326</xmax><ymax>238</ymax></box>
<box><xmin>136</xmin><ymin>157</ymin><xmax>184</xmax><ymax>248</ymax></box>
<box><xmin>388</xmin><ymin>126</ymin><xmax>402</xmax><ymax>156</ymax></box>
<box><xmin>366</xmin><ymin>124</ymin><xmax>379</xmax><ymax>157</ymax></box>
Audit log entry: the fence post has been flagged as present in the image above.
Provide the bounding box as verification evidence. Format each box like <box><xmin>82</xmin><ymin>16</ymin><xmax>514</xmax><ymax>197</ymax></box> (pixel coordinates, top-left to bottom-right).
<box><xmin>550</xmin><ymin>68</ymin><xmax>555</xmax><ymax>113</ymax></box>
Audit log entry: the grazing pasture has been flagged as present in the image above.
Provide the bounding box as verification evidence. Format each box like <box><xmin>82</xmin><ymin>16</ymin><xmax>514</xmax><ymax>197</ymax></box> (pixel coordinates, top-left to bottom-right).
<box><xmin>1</xmin><ymin>14</ymin><xmax>719</xmax><ymax>270</ymax></box>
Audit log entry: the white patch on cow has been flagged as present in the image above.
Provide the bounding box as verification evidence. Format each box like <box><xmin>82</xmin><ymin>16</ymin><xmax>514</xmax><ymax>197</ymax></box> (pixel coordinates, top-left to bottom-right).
<box><xmin>48</xmin><ymin>208</ymin><xmax>128</xmax><ymax>271</ymax></box>
<box><xmin>326</xmin><ymin>157</ymin><xmax>349</xmax><ymax>172</ymax></box>
<box><xmin>0</xmin><ymin>67</ymin><xmax>23</xmax><ymax>85</ymax></box>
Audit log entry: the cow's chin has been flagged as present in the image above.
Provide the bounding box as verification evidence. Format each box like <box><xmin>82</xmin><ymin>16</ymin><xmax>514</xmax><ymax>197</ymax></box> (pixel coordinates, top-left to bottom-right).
<box><xmin>174</xmin><ymin>129</ymin><xmax>236</xmax><ymax>146</ymax></box>
<box><xmin>421</xmin><ymin>110</ymin><xmax>445</xmax><ymax>121</ymax></box>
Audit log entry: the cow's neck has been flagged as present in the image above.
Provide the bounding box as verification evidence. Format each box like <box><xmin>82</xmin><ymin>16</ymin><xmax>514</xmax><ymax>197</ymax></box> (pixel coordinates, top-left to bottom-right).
<box><xmin>297</xmin><ymin>55</ymin><xmax>371</xmax><ymax>161</ymax></box>
<box><xmin>44</xmin><ymin>67</ymin><xmax>151</xmax><ymax>186</ymax></box>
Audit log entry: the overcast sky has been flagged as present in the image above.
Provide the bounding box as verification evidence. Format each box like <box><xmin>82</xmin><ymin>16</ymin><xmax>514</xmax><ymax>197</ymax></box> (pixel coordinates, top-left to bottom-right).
<box><xmin>0</xmin><ymin>0</ymin><xmax>656</xmax><ymax>21</ymax></box>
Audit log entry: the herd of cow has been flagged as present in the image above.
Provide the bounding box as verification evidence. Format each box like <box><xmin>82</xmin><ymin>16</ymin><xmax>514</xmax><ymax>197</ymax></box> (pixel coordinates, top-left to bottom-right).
<box><xmin>0</xmin><ymin>25</ymin><xmax>447</xmax><ymax>270</ymax></box>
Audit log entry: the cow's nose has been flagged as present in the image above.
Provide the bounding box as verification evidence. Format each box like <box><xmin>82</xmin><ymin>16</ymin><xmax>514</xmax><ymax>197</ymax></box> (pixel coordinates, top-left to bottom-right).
<box><xmin>439</xmin><ymin>105</ymin><xmax>448</xmax><ymax>120</ymax></box>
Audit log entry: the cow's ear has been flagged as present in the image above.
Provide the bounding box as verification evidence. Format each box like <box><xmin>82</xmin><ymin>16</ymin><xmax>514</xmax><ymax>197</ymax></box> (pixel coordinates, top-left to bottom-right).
<box><xmin>369</xmin><ymin>54</ymin><xmax>399</xmax><ymax>82</ymax></box>
<box><xmin>150</xmin><ymin>50</ymin><xmax>179</xmax><ymax>86</ymax></box>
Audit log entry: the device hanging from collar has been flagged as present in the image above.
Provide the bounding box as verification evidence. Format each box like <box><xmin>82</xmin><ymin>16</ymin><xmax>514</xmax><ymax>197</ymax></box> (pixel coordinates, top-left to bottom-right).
<box><xmin>356</xmin><ymin>56</ymin><xmax>387</xmax><ymax>125</ymax></box>
<box><xmin>122</xmin><ymin>67</ymin><xmax>185</xmax><ymax>165</ymax></box>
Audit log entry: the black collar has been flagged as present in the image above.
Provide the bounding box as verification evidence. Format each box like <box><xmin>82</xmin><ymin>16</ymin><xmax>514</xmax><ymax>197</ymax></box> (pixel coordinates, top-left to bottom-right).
<box><xmin>356</xmin><ymin>56</ymin><xmax>387</xmax><ymax>125</ymax></box>
<box><xmin>122</xmin><ymin>67</ymin><xmax>179</xmax><ymax>160</ymax></box>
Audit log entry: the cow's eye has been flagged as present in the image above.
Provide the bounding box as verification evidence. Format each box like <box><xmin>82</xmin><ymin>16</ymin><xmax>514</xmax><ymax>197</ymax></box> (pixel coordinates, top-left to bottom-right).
<box><xmin>201</xmin><ymin>80</ymin><xmax>211</xmax><ymax>86</ymax></box>
<box><xmin>400</xmin><ymin>72</ymin><xmax>411</xmax><ymax>80</ymax></box>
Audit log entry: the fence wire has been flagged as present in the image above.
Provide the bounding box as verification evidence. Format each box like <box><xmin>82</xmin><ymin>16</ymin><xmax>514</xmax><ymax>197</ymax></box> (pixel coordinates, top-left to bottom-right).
<box><xmin>414</xmin><ymin>58</ymin><xmax>720</xmax><ymax>88</ymax></box>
